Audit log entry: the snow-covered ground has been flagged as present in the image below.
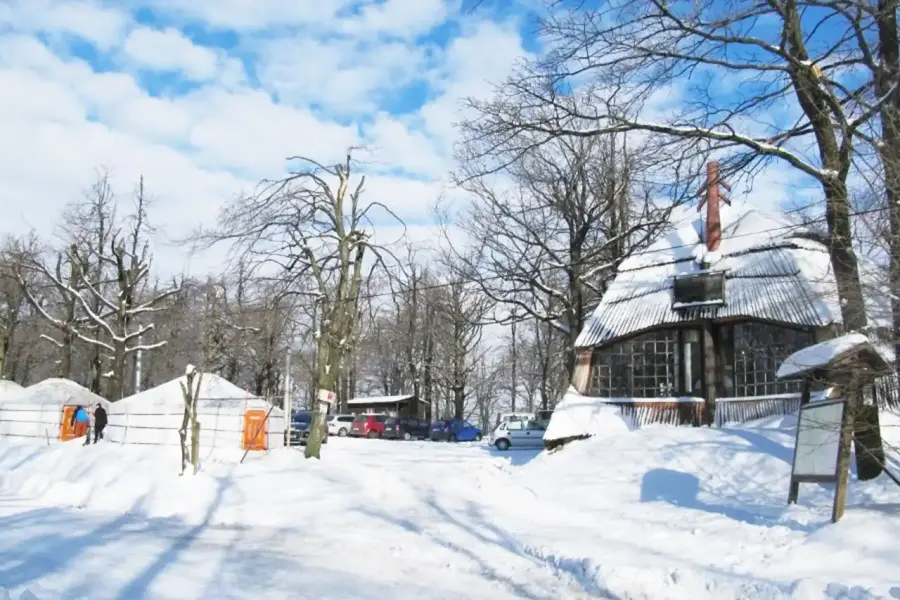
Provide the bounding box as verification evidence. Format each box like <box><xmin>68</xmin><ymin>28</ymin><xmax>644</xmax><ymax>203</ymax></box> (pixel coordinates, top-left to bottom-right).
<box><xmin>1</xmin><ymin>411</ymin><xmax>899</xmax><ymax>599</ymax></box>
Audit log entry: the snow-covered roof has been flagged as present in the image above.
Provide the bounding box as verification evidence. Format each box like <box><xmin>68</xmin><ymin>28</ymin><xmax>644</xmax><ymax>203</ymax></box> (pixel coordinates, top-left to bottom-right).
<box><xmin>576</xmin><ymin>202</ymin><xmax>883</xmax><ymax>347</ymax></box>
<box><xmin>3</xmin><ymin>378</ymin><xmax>108</xmax><ymax>408</ymax></box>
<box><xmin>776</xmin><ymin>332</ymin><xmax>892</xmax><ymax>380</ymax></box>
<box><xmin>116</xmin><ymin>373</ymin><xmax>261</xmax><ymax>409</ymax></box>
<box><xmin>347</xmin><ymin>394</ymin><xmax>422</xmax><ymax>406</ymax></box>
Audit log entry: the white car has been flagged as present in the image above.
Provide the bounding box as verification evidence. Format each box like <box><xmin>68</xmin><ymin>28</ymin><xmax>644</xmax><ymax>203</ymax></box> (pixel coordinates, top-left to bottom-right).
<box><xmin>492</xmin><ymin>419</ymin><xmax>546</xmax><ymax>451</ymax></box>
<box><xmin>327</xmin><ymin>414</ymin><xmax>355</xmax><ymax>437</ymax></box>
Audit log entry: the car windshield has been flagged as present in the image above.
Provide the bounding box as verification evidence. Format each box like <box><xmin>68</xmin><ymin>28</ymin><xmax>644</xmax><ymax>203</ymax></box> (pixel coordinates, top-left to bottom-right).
<box><xmin>293</xmin><ymin>412</ymin><xmax>312</xmax><ymax>423</ymax></box>
<box><xmin>385</xmin><ymin>418</ymin><xmax>398</xmax><ymax>425</ymax></box>
<box><xmin>352</xmin><ymin>415</ymin><xmax>367</xmax><ymax>422</ymax></box>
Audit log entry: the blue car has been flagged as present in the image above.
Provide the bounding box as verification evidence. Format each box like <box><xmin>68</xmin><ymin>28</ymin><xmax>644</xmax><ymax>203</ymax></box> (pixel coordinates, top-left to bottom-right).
<box><xmin>430</xmin><ymin>418</ymin><xmax>483</xmax><ymax>442</ymax></box>
<box><xmin>286</xmin><ymin>411</ymin><xmax>328</xmax><ymax>446</ymax></box>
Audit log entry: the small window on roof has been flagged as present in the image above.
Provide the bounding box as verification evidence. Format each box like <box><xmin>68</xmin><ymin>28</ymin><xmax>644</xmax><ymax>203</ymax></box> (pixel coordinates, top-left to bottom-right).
<box><xmin>672</xmin><ymin>272</ymin><xmax>726</xmax><ymax>308</ymax></box>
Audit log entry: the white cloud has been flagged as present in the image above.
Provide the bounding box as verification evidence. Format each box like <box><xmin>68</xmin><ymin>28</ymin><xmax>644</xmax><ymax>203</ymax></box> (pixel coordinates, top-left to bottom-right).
<box><xmin>141</xmin><ymin>0</ymin><xmax>350</xmax><ymax>31</ymax></box>
<box><xmin>0</xmin><ymin>2</ymin><xmax>531</xmax><ymax>280</ymax></box>
<box><xmin>0</xmin><ymin>0</ymin><xmax>128</xmax><ymax>49</ymax></box>
<box><xmin>255</xmin><ymin>37</ymin><xmax>427</xmax><ymax>114</ymax></box>
<box><xmin>123</xmin><ymin>27</ymin><xmax>220</xmax><ymax>81</ymax></box>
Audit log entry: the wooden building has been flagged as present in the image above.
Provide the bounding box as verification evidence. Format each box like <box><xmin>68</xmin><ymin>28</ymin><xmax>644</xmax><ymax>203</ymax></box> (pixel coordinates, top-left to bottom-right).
<box><xmin>345</xmin><ymin>394</ymin><xmax>428</xmax><ymax>419</ymax></box>
<box><xmin>565</xmin><ymin>162</ymin><xmax>876</xmax><ymax>429</ymax></box>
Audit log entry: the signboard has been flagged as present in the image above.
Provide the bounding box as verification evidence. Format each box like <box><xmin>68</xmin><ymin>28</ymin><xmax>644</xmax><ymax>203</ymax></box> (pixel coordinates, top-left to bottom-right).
<box><xmin>317</xmin><ymin>389</ymin><xmax>336</xmax><ymax>404</ymax></box>
<box><xmin>788</xmin><ymin>398</ymin><xmax>849</xmax><ymax>522</ymax></box>
<box><xmin>792</xmin><ymin>400</ymin><xmax>844</xmax><ymax>478</ymax></box>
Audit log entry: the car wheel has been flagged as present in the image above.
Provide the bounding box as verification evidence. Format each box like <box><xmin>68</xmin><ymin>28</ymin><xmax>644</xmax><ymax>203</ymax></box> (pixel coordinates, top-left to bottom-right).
<box><xmin>495</xmin><ymin>438</ymin><xmax>511</xmax><ymax>451</ymax></box>
<box><xmin>338</xmin><ymin>428</ymin><xmax>348</xmax><ymax>437</ymax></box>
<box><xmin>367</xmin><ymin>431</ymin><xmax>379</xmax><ymax>439</ymax></box>
<box><xmin>450</xmin><ymin>434</ymin><xmax>457</xmax><ymax>443</ymax></box>
<box><xmin>403</xmin><ymin>432</ymin><xmax>411</xmax><ymax>441</ymax></box>
<box><xmin>475</xmin><ymin>433</ymin><xmax>483</xmax><ymax>442</ymax></box>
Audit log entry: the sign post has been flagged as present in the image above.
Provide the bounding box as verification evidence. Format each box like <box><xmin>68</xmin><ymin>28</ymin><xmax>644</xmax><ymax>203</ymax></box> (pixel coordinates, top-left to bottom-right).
<box><xmin>787</xmin><ymin>398</ymin><xmax>849</xmax><ymax>522</ymax></box>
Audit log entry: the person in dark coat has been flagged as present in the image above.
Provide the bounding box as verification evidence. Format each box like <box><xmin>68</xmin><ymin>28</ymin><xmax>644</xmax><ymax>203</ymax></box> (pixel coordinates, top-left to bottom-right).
<box><xmin>92</xmin><ymin>403</ymin><xmax>107</xmax><ymax>443</ymax></box>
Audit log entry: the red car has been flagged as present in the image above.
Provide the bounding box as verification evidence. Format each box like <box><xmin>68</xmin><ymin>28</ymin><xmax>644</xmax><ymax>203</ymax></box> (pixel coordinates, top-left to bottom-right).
<box><xmin>349</xmin><ymin>414</ymin><xmax>387</xmax><ymax>438</ymax></box>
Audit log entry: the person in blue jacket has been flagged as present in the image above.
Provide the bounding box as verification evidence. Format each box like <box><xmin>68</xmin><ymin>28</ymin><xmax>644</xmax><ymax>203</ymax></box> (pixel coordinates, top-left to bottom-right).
<box><xmin>70</xmin><ymin>405</ymin><xmax>90</xmax><ymax>444</ymax></box>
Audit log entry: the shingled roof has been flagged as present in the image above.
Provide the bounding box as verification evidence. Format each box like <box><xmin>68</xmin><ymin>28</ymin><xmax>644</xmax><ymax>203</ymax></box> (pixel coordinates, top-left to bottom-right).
<box><xmin>575</xmin><ymin>203</ymin><xmax>882</xmax><ymax>348</ymax></box>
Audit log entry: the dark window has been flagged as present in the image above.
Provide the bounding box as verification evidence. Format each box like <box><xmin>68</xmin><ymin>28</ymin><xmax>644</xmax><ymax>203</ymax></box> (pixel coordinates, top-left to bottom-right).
<box><xmin>374</xmin><ymin>415</ymin><xmax>387</xmax><ymax>422</ymax></box>
<box><xmin>385</xmin><ymin>418</ymin><xmax>398</xmax><ymax>425</ymax></box>
<box><xmin>725</xmin><ymin>322</ymin><xmax>813</xmax><ymax>397</ymax></box>
<box><xmin>338</xmin><ymin>416</ymin><xmax>354</xmax><ymax>423</ymax></box>
<box><xmin>672</xmin><ymin>272</ymin><xmax>725</xmax><ymax>307</ymax></box>
<box><xmin>590</xmin><ymin>330</ymin><xmax>680</xmax><ymax>398</ymax></box>
<box><xmin>352</xmin><ymin>415</ymin><xmax>366</xmax><ymax>422</ymax></box>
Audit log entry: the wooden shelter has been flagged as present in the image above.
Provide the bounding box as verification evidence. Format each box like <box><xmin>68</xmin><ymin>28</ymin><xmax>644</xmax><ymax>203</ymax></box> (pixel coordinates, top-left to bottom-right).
<box><xmin>345</xmin><ymin>394</ymin><xmax>428</xmax><ymax>419</ymax></box>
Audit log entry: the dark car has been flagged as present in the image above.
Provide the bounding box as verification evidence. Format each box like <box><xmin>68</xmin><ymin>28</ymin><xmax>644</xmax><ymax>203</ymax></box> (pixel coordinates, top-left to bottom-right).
<box><xmin>287</xmin><ymin>411</ymin><xmax>328</xmax><ymax>446</ymax></box>
<box><xmin>430</xmin><ymin>418</ymin><xmax>483</xmax><ymax>442</ymax></box>
<box><xmin>382</xmin><ymin>417</ymin><xmax>430</xmax><ymax>440</ymax></box>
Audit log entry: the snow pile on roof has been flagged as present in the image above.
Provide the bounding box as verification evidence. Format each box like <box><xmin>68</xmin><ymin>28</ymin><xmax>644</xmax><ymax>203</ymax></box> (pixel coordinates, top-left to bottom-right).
<box><xmin>116</xmin><ymin>372</ymin><xmax>259</xmax><ymax>409</ymax></box>
<box><xmin>0</xmin><ymin>380</ymin><xmax>22</xmax><ymax>396</ymax></box>
<box><xmin>347</xmin><ymin>394</ymin><xmax>418</xmax><ymax>405</ymax></box>
<box><xmin>544</xmin><ymin>387</ymin><xmax>636</xmax><ymax>442</ymax></box>
<box><xmin>776</xmin><ymin>332</ymin><xmax>891</xmax><ymax>380</ymax></box>
<box><xmin>12</xmin><ymin>378</ymin><xmax>107</xmax><ymax>408</ymax></box>
<box><xmin>575</xmin><ymin>202</ymin><xmax>881</xmax><ymax>347</ymax></box>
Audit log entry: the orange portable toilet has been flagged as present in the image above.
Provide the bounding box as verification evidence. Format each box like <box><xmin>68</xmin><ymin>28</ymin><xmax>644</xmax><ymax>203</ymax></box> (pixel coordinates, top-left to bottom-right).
<box><xmin>60</xmin><ymin>406</ymin><xmax>77</xmax><ymax>441</ymax></box>
<box><xmin>242</xmin><ymin>409</ymin><xmax>268</xmax><ymax>451</ymax></box>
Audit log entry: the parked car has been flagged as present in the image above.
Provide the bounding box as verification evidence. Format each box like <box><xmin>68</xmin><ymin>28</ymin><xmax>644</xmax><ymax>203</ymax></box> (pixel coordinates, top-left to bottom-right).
<box><xmin>327</xmin><ymin>414</ymin><xmax>355</xmax><ymax>437</ymax></box>
<box><xmin>382</xmin><ymin>417</ymin><xmax>429</xmax><ymax>440</ymax></box>
<box><xmin>491</xmin><ymin>419</ymin><xmax>546</xmax><ymax>451</ymax></box>
<box><xmin>430</xmin><ymin>418</ymin><xmax>483</xmax><ymax>442</ymax></box>
<box><xmin>349</xmin><ymin>414</ymin><xmax>387</xmax><ymax>438</ymax></box>
<box><xmin>288</xmin><ymin>411</ymin><xmax>328</xmax><ymax>446</ymax></box>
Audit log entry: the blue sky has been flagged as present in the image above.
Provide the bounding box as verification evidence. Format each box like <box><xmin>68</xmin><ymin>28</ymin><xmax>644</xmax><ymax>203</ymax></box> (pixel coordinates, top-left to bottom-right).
<box><xmin>0</xmin><ymin>0</ymin><xmax>538</xmax><ymax>272</ymax></box>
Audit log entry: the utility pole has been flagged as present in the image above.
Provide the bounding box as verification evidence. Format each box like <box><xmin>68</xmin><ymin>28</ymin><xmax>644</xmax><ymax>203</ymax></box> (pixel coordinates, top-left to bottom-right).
<box><xmin>510</xmin><ymin>311</ymin><xmax>518</xmax><ymax>413</ymax></box>
<box><xmin>284</xmin><ymin>346</ymin><xmax>292</xmax><ymax>447</ymax></box>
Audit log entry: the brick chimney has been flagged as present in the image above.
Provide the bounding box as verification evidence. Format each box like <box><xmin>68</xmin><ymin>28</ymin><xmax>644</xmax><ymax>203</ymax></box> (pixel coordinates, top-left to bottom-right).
<box><xmin>705</xmin><ymin>161</ymin><xmax>722</xmax><ymax>252</ymax></box>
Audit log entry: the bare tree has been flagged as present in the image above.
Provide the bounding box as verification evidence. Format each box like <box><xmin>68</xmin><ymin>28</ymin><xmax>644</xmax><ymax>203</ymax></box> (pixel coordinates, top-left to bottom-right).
<box><xmin>13</xmin><ymin>177</ymin><xmax>179</xmax><ymax>399</ymax></box>
<box><xmin>202</xmin><ymin>150</ymin><xmax>400</xmax><ymax>459</ymax></box>
<box><xmin>433</xmin><ymin>257</ymin><xmax>492</xmax><ymax>420</ymax></box>
<box><xmin>0</xmin><ymin>239</ymin><xmax>33</xmax><ymax>378</ymax></box>
<box><xmin>455</xmin><ymin>134</ymin><xmax>672</xmax><ymax>377</ymax></box>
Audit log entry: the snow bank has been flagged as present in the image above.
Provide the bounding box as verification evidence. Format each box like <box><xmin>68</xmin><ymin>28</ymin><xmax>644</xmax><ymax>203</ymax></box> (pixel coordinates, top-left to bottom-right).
<box><xmin>107</xmin><ymin>373</ymin><xmax>285</xmax><ymax>450</ymax></box>
<box><xmin>1</xmin><ymin>411</ymin><xmax>899</xmax><ymax>598</ymax></box>
<box><xmin>544</xmin><ymin>387</ymin><xmax>636</xmax><ymax>442</ymax></box>
<box><xmin>0</xmin><ymin>378</ymin><xmax>106</xmax><ymax>441</ymax></box>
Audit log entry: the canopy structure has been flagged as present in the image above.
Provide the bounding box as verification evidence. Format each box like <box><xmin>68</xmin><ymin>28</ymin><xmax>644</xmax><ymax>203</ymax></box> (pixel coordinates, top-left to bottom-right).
<box><xmin>0</xmin><ymin>378</ymin><xmax>108</xmax><ymax>441</ymax></box>
<box><xmin>106</xmin><ymin>373</ymin><xmax>285</xmax><ymax>450</ymax></box>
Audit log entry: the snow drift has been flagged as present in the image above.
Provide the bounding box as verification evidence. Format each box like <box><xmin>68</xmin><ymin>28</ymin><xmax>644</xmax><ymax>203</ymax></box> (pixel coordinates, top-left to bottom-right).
<box><xmin>0</xmin><ymin>409</ymin><xmax>898</xmax><ymax>598</ymax></box>
<box><xmin>543</xmin><ymin>387</ymin><xmax>636</xmax><ymax>444</ymax></box>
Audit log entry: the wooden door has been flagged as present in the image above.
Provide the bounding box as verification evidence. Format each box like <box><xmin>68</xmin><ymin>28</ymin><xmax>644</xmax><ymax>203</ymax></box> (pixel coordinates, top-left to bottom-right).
<box><xmin>242</xmin><ymin>409</ymin><xmax>268</xmax><ymax>451</ymax></box>
<box><xmin>60</xmin><ymin>406</ymin><xmax>77</xmax><ymax>441</ymax></box>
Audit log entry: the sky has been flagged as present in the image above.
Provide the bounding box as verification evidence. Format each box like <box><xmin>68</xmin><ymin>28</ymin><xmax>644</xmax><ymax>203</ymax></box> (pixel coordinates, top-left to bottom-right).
<box><xmin>0</xmin><ymin>0</ymin><xmax>539</xmax><ymax>275</ymax></box>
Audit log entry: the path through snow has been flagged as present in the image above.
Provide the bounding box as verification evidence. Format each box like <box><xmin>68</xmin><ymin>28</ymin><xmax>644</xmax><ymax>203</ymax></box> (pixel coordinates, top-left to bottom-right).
<box><xmin>1</xmin><ymin>414</ymin><xmax>899</xmax><ymax>599</ymax></box>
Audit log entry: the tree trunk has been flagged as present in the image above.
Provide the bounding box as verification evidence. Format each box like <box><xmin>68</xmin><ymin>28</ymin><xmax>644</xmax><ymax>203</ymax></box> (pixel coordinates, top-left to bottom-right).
<box><xmin>306</xmin><ymin>336</ymin><xmax>337</xmax><ymax>459</ymax></box>
<box><xmin>110</xmin><ymin>341</ymin><xmax>126</xmax><ymax>401</ymax></box>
